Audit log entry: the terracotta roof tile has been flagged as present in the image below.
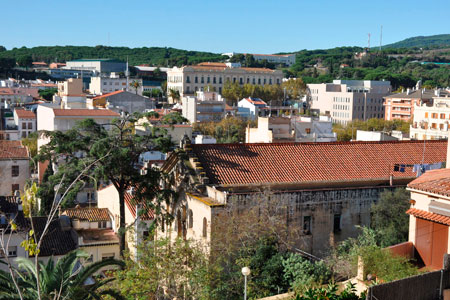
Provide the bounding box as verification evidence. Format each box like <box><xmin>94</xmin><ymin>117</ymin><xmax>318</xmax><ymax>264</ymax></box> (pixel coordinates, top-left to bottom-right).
<box><xmin>32</xmin><ymin>217</ymin><xmax>77</xmax><ymax>256</ymax></box>
<box><xmin>0</xmin><ymin>140</ymin><xmax>29</xmax><ymax>159</ymax></box>
<box><xmin>63</xmin><ymin>207</ymin><xmax>111</xmax><ymax>222</ymax></box>
<box><xmin>406</xmin><ymin>208</ymin><xmax>450</xmax><ymax>226</ymax></box>
<box><xmin>15</xmin><ymin>109</ymin><xmax>36</xmax><ymax>119</ymax></box>
<box><xmin>124</xmin><ymin>191</ymin><xmax>154</xmax><ymax>221</ymax></box>
<box><xmin>190</xmin><ymin>140</ymin><xmax>447</xmax><ymax>186</ymax></box>
<box><xmin>52</xmin><ymin>108</ymin><xmax>119</xmax><ymax>117</ymax></box>
<box><xmin>408</xmin><ymin>169</ymin><xmax>450</xmax><ymax>197</ymax></box>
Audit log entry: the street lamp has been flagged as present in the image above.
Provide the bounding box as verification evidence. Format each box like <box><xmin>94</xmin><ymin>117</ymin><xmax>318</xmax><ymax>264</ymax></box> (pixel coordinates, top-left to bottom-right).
<box><xmin>242</xmin><ymin>266</ymin><xmax>250</xmax><ymax>300</ymax></box>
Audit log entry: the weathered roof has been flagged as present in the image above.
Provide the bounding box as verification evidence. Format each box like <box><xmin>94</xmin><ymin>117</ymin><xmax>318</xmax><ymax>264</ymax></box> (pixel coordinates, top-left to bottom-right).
<box><xmin>15</xmin><ymin>109</ymin><xmax>36</xmax><ymax>119</ymax></box>
<box><xmin>32</xmin><ymin>217</ymin><xmax>77</xmax><ymax>256</ymax></box>
<box><xmin>77</xmin><ymin>229</ymin><xmax>119</xmax><ymax>245</ymax></box>
<box><xmin>92</xmin><ymin>90</ymin><xmax>125</xmax><ymax>100</ymax></box>
<box><xmin>408</xmin><ymin>168</ymin><xmax>450</xmax><ymax>197</ymax></box>
<box><xmin>52</xmin><ymin>108</ymin><xmax>119</xmax><ymax>117</ymax></box>
<box><xmin>63</xmin><ymin>207</ymin><xmax>111</xmax><ymax>222</ymax></box>
<box><xmin>190</xmin><ymin>140</ymin><xmax>447</xmax><ymax>186</ymax></box>
<box><xmin>0</xmin><ymin>140</ymin><xmax>29</xmax><ymax>159</ymax></box>
<box><xmin>124</xmin><ymin>190</ymin><xmax>154</xmax><ymax>221</ymax></box>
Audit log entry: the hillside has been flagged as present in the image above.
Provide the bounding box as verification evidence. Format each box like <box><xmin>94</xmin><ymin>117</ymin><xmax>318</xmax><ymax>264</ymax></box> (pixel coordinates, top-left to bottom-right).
<box><xmin>0</xmin><ymin>45</ymin><xmax>225</xmax><ymax>67</ymax></box>
<box><xmin>382</xmin><ymin>34</ymin><xmax>450</xmax><ymax>49</ymax></box>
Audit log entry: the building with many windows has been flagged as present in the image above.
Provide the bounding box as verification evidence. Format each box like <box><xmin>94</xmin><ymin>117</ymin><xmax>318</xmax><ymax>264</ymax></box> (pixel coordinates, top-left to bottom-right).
<box><xmin>410</xmin><ymin>96</ymin><xmax>450</xmax><ymax>140</ymax></box>
<box><xmin>0</xmin><ymin>140</ymin><xmax>30</xmax><ymax>196</ymax></box>
<box><xmin>383</xmin><ymin>88</ymin><xmax>445</xmax><ymax>121</ymax></box>
<box><xmin>182</xmin><ymin>91</ymin><xmax>226</xmax><ymax>123</ymax></box>
<box><xmin>13</xmin><ymin>109</ymin><xmax>36</xmax><ymax>138</ymax></box>
<box><xmin>308</xmin><ymin>80</ymin><xmax>391</xmax><ymax>124</ymax></box>
<box><xmin>167</xmin><ymin>62</ymin><xmax>283</xmax><ymax>102</ymax></box>
<box><xmin>89</xmin><ymin>74</ymin><xmax>143</xmax><ymax>96</ymax></box>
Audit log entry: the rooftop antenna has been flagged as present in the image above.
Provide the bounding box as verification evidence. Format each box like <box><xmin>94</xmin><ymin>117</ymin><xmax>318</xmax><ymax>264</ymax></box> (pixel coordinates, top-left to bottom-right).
<box><xmin>368</xmin><ymin>33</ymin><xmax>371</xmax><ymax>50</ymax></box>
<box><xmin>125</xmin><ymin>56</ymin><xmax>129</xmax><ymax>92</ymax></box>
<box><xmin>379</xmin><ymin>25</ymin><xmax>383</xmax><ymax>51</ymax></box>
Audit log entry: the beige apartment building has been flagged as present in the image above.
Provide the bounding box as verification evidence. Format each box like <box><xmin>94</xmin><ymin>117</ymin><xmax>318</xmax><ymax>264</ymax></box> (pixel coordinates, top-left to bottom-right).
<box><xmin>167</xmin><ymin>62</ymin><xmax>283</xmax><ymax>101</ymax></box>
<box><xmin>308</xmin><ymin>80</ymin><xmax>391</xmax><ymax>124</ymax></box>
<box><xmin>410</xmin><ymin>96</ymin><xmax>450</xmax><ymax>140</ymax></box>
<box><xmin>89</xmin><ymin>75</ymin><xmax>143</xmax><ymax>96</ymax></box>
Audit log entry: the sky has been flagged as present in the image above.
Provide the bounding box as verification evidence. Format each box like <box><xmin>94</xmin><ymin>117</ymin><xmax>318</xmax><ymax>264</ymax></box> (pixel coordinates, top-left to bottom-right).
<box><xmin>2</xmin><ymin>0</ymin><xmax>449</xmax><ymax>54</ymax></box>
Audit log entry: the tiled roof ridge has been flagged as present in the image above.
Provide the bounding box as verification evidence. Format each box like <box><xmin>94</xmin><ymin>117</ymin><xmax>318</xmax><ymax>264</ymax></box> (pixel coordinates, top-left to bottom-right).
<box><xmin>191</xmin><ymin>139</ymin><xmax>446</xmax><ymax>148</ymax></box>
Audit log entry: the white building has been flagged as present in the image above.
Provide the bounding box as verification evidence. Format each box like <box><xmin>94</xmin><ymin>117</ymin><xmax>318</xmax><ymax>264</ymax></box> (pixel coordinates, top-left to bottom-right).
<box><xmin>251</xmin><ymin>53</ymin><xmax>296</xmax><ymax>66</ymax></box>
<box><xmin>308</xmin><ymin>80</ymin><xmax>391</xmax><ymax>124</ymax></box>
<box><xmin>355</xmin><ymin>130</ymin><xmax>399</xmax><ymax>142</ymax></box>
<box><xmin>89</xmin><ymin>74</ymin><xmax>143</xmax><ymax>96</ymax></box>
<box><xmin>0</xmin><ymin>140</ymin><xmax>30</xmax><ymax>196</ymax></box>
<box><xmin>293</xmin><ymin>116</ymin><xmax>337</xmax><ymax>142</ymax></box>
<box><xmin>167</xmin><ymin>62</ymin><xmax>284</xmax><ymax>101</ymax></box>
<box><xmin>13</xmin><ymin>109</ymin><xmax>36</xmax><ymax>138</ymax></box>
<box><xmin>237</xmin><ymin>97</ymin><xmax>268</xmax><ymax>120</ymax></box>
<box><xmin>410</xmin><ymin>96</ymin><xmax>450</xmax><ymax>140</ymax></box>
<box><xmin>53</xmin><ymin>78</ymin><xmax>87</xmax><ymax>109</ymax></box>
<box><xmin>64</xmin><ymin>59</ymin><xmax>126</xmax><ymax>74</ymax></box>
<box><xmin>182</xmin><ymin>91</ymin><xmax>225</xmax><ymax>123</ymax></box>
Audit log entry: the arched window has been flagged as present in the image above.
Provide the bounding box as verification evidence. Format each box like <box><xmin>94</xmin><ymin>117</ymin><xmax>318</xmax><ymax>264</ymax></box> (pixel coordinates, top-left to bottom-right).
<box><xmin>202</xmin><ymin>217</ymin><xmax>207</xmax><ymax>238</ymax></box>
<box><xmin>188</xmin><ymin>209</ymin><xmax>193</xmax><ymax>229</ymax></box>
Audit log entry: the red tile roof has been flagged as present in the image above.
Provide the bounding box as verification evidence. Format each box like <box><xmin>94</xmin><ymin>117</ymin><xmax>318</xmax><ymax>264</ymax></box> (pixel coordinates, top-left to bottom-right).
<box><xmin>408</xmin><ymin>169</ymin><xmax>450</xmax><ymax>197</ymax></box>
<box><xmin>190</xmin><ymin>140</ymin><xmax>447</xmax><ymax>186</ymax></box>
<box><xmin>15</xmin><ymin>109</ymin><xmax>36</xmax><ymax>119</ymax></box>
<box><xmin>92</xmin><ymin>90</ymin><xmax>125</xmax><ymax>100</ymax></box>
<box><xmin>244</xmin><ymin>97</ymin><xmax>267</xmax><ymax>106</ymax></box>
<box><xmin>124</xmin><ymin>190</ymin><xmax>154</xmax><ymax>221</ymax></box>
<box><xmin>406</xmin><ymin>208</ymin><xmax>450</xmax><ymax>226</ymax></box>
<box><xmin>52</xmin><ymin>108</ymin><xmax>119</xmax><ymax>117</ymax></box>
<box><xmin>63</xmin><ymin>207</ymin><xmax>111</xmax><ymax>222</ymax></box>
<box><xmin>0</xmin><ymin>140</ymin><xmax>29</xmax><ymax>159</ymax></box>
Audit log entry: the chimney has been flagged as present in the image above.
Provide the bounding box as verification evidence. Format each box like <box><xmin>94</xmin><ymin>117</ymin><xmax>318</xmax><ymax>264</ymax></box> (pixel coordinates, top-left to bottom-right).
<box><xmin>406</xmin><ymin>88</ymin><xmax>411</xmax><ymax>95</ymax></box>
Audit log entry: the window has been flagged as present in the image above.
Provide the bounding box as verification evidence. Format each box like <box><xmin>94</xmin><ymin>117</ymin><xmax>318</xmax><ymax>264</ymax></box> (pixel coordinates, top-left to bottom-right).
<box><xmin>303</xmin><ymin>216</ymin><xmax>311</xmax><ymax>234</ymax></box>
<box><xmin>11</xmin><ymin>184</ymin><xmax>19</xmax><ymax>194</ymax></box>
<box><xmin>247</xmin><ymin>78</ymin><xmax>250</xmax><ymax>84</ymax></box>
<box><xmin>441</xmin><ymin>113</ymin><xmax>446</xmax><ymax>119</ymax></box>
<box><xmin>202</xmin><ymin>217</ymin><xmax>207</xmax><ymax>238</ymax></box>
<box><xmin>219</xmin><ymin>77</ymin><xmax>222</xmax><ymax>84</ymax></box>
<box><xmin>98</xmin><ymin>221</ymin><xmax>107</xmax><ymax>229</ymax></box>
<box><xmin>333</xmin><ymin>214</ymin><xmax>341</xmax><ymax>233</ymax></box>
<box><xmin>22</xmin><ymin>123</ymin><xmax>26</xmax><ymax>130</ymax></box>
<box><xmin>207</xmin><ymin>77</ymin><xmax>210</xmax><ymax>84</ymax></box>
<box><xmin>258</xmin><ymin>78</ymin><xmax>261</xmax><ymax>84</ymax></box>
<box><xmin>21</xmin><ymin>132</ymin><xmax>27</xmax><ymax>138</ymax></box>
<box><xmin>269</xmin><ymin>78</ymin><xmax>272</xmax><ymax>85</ymax></box>
<box><xmin>252</xmin><ymin>78</ymin><xmax>256</xmax><ymax>84</ymax></box>
<box><xmin>239</xmin><ymin>78</ymin><xmax>243</xmax><ymax>84</ymax></box>
<box><xmin>186</xmin><ymin>76</ymin><xmax>190</xmax><ymax>83</ymax></box>
<box><xmin>213</xmin><ymin>77</ymin><xmax>216</xmax><ymax>84</ymax></box>
<box><xmin>195</xmin><ymin>76</ymin><xmax>198</xmax><ymax>83</ymax></box>
<box><xmin>432</xmin><ymin>113</ymin><xmax>438</xmax><ymax>119</ymax></box>
<box><xmin>28</xmin><ymin>122</ymin><xmax>32</xmax><ymax>129</ymax></box>
<box><xmin>11</xmin><ymin>165</ymin><xmax>19</xmax><ymax>177</ymax></box>
<box><xmin>305</xmin><ymin>128</ymin><xmax>311</xmax><ymax>134</ymax></box>
<box><xmin>425</xmin><ymin>112</ymin><xmax>429</xmax><ymax>118</ymax></box>
<box><xmin>201</xmin><ymin>77</ymin><xmax>204</xmax><ymax>84</ymax></box>
<box><xmin>233</xmin><ymin>78</ymin><xmax>236</xmax><ymax>83</ymax></box>
<box><xmin>8</xmin><ymin>246</ymin><xmax>17</xmax><ymax>257</ymax></box>
<box><xmin>188</xmin><ymin>209</ymin><xmax>193</xmax><ymax>229</ymax></box>
<box><xmin>102</xmin><ymin>253</ymin><xmax>115</xmax><ymax>260</ymax></box>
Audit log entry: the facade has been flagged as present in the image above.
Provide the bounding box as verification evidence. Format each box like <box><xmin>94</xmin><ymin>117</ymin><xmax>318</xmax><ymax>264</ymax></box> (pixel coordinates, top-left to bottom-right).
<box><xmin>89</xmin><ymin>75</ymin><xmax>143</xmax><ymax>96</ymax></box>
<box><xmin>162</xmin><ymin>140</ymin><xmax>447</xmax><ymax>257</ymax></box>
<box><xmin>384</xmin><ymin>89</ymin><xmax>448</xmax><ymax>121</ymax></box>
<box><xmin>45</xmin><ymin>68</ymin><xmax>94</xmax><ymax>80</ymax></box>
<box><xmin>54</xmin><ymin>78</ymin><xmax>87</xmax><ymax>109</ymax></box>
<box><xmin>97</xmin><ymin>185</ymin><xmax>154</xmax><ymax>257</ymax></box>
<box><xmin>88</xmin><ymin>90</ymin><xmax>155</xmax><ymax>114</ymax></box>
<box><xmin>0</xmin><ymin>141</ymin><xmax>30</xmax><ymax>196</ymax></box>
<box><xmin>246</xmin><ymin>117</ymin><xmax>292</xmax><ymax>143</ymax></box>
<box><xmin>64</xmin><ymin>59</ymin><xmax>126</xmax><ymax>74</ymax></box>
<box><xmin>410</xmin><ymin>96</ymin><xmax>450</xmax><ymax>140</ymax></box>
<box><xmin>406</xmin><ymin>168</ymin><xmax>450</xmax><ymax>270</ymax></box>
<box><xmin>62</xmin><ymin>207</ymin><xmax>120</xmax><ymax>264</ymax></box>
<box><xmin>355</xmin><ymin>130</ymin><xmax>399</xmax><ymax>142</ymax></box>
<box><xmin>167</xmin><ymin>62</ymin><xmax>283</xmax><ymax>100</ymax></box>
<box><xmin>251</xmin><ymin>53</ymin><xmax>296</xmax><ymax>66</ymax></box>
<box><xmin>308</xmin><ymin>80</ymin><xmax>391</xmax><ymax>124</ymax></box>
<box><xmin>0</xmin><ymin>88</ymin><xmax>36</xmax><ymax>109</ymax></box>
<box><xmin>182</xmin><ymin>91</ymin><xmax>226</xmax><ymax>123</ymax></box>
<box><xmin>237</xmin><ymin>97</ymin><xmax>268</xmax><ymax>119</ymax></box>
<box><xmin>13</xmin><ymin>109</ymin><xmax>36</xmax><ymax>138</ymax></box>
<box><xmin>293</xmin><ymin>116</ymin><xmax>337</xmax><ymax>142</ymax></box>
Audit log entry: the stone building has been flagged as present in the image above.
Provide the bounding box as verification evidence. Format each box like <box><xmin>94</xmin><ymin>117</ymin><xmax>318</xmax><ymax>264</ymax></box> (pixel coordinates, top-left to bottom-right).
<box><xmin>161</xmin><ymin>140</ymin><xmax>447</xmax><ymax>257</ymax></box>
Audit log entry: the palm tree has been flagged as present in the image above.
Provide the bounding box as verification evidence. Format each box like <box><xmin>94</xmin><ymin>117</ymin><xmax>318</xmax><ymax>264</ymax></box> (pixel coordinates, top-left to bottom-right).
<box><xmin>129</xmin><ymin>80</ymin><xmax>141</xmax><ymax>95</ymax></box>
<box><xmin>168</xmin><ymin>88</ymin><xmax>180</xmax><ymax>103</ymax></box>
<box><xmin>0</xmin><ymin>249</ymin><xmax>124</xmax><ymax>300</ymax></box>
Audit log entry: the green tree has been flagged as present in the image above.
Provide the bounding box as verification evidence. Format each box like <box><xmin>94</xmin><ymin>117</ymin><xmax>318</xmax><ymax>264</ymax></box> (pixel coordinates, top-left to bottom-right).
<box><xmin>221</xmin><ymin>81</ymin><xmax>243</xmax><ymax>105</ymax></box>
<box><xmin>282</xmin><ymin>78</ymin><xmax>306</xmax><ymax>100</ymax></box>
<box><xmin>371</xmin><ymin>188</ymin><xmax>411</xmax><ymax>247</ymax></box>
<box><xmin>129</xmin><ymin>80</ymin><xmax>141</xmax><ymax>95</ymax></box>
<box><xmin>168</xmin><ymin>88</ymin><xmax>180</xmax><ymax>103</ymax></box>
<box><xmin>17</xmin><ymin>55</ymin><xmax>33</xmax><ymax>69</ymax></box>
<box><xmin>0</xmin><ymin>249</ymin><xmax>124</xmax><ymax>300</ymax></box>
<box><xmin>161</xmin><ymin>111</ymin><xmax>188</xmax><ymax>125</ymax></box>
<box><xmin>37</xmin><ymin>113</ymin><xmax>175</xmax><ymax>255</ymax></box>
<box><xmin>112</xmin><ymin>237</ymin><xmax>210</xmax><ymax>300</ymax></box>
<box><xmin>38</xmin><ymin>88</ymin><xmax>57</xmax><ymax>101</ymax></box>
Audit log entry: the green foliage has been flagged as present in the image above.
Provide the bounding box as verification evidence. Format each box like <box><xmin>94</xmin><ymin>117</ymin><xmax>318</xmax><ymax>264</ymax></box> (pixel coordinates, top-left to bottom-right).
<box><xmin>295</xmin><ymin>283</ymin><xmax>364</xmax><ymax>300</ymax></box>
<box><xmin>221</xmin><ymin>81</ymin><xmax>284</xmax><ymax>105</ymax></box>
<box><xmin>21</xmin><ymin>131</ymin><xmax>38</xmax><ymax>159</ymax></box>
<box><xmin>161</xmin><ymin>111</ymin><xmax>188</xmax><ymax>125</ymax></box>
<box><xmin>283</xmin><ymin>254</ymin><xmax>332</xmax><ymax>294</ymax></box>
<box><xmin>16</xmin><ymin>55</ymin><xmax>32</xmax><ymax>68</ymax></box>
<box><xmin>112</xmin><ymin>237</ymin><xmax>209</xmax><ymax>300</ymax></box>
<box><xmin>331</xmin><ymin>227</ymin><xmax>420</xmax><ymax>283</ymax></box>
<box><xmin>38</xmin><ymin>88</ymin><xmax>57</xmax><ymax>101</ymax></box>
<box><xmin>0</xmin><ymin>249</ymin><xmax>124</xmax><ymax>300</ymax></box>
<box><xmin>332</xmin><ymin>118</ymin><xmax>411</xmax><ymax>141</ymax></box>
<box><xmin>371</xmin><ymin>188</ymin><xmax>411</xmax><ymax>247</ymax></box>
<box><xmin>381</xmin><ymin>34</ymin><xmax>450</xmax><ymax>49</ymax></box>
<box><xmin>0</xmin><ymin>45</ymin><xmax>225</xmax><ymax>67</ymax></box>
<box><xmin>37</xmin><ymin>160</ymin><xmax>55</xmax><ymax>215</ymax></box>
<box><xmin>193</xmin><ymin>117</ymin><xmax>255</xmax><ymax>143</ymax></box>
